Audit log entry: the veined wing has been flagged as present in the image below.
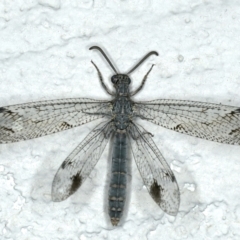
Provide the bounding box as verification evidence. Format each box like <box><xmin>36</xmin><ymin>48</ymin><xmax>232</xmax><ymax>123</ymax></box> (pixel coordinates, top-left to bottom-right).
<box><xmin>129</xmin><ymin>123</ymin><xmax>180</xmax><ymax>216</ymax></box>
<box><xmin>134</xmin><ymin>99</ymin><xmax>240</xmax><ymax>145</ymax></box>
<box><xmin>52</xmin><ymin>121</ymin><xmax>114</xmax><ymax>201</ymax></box>
<box><xmin>0</xmin><ymin>98</ymin><xmax>111</xmax><ymax>143</ymax></box>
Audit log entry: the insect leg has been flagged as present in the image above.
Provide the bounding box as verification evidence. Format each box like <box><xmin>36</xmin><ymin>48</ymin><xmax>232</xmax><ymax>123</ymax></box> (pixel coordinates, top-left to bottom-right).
<box><xmin>130</xmin><ymin>64</ymin><xmax>154</xmax><ymax>96</ymax></box>
<box><xmin>91</xmin><ymin>61</ymin><xmax>115</xmax><ymax>96</ymax></box>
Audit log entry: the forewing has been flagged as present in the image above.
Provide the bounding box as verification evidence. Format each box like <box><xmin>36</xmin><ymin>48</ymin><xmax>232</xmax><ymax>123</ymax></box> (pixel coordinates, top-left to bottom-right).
<box><xmin>0</xmin><ymin>98</ymin><xmax>111</xmax><ymax>143</ymax></box>
<box><xmin>129</xmin><ymin>123</ymin><xmax>180</xmax><ymax>216</ymax></box>
<box><xmin>52</xmin><ymin>121</ymin><xmax>114</xmax><ymax>201</ymax></box>
<box><xmin>134</xmin><ymin>99</ymin><xmax>240</xmax><ymax>145</ymax></box>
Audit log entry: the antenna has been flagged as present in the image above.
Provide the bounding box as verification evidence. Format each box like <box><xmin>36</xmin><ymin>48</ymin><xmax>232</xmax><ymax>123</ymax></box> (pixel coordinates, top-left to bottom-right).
<box><xmin>127</xmin><ymin>51</ymin><xmax>158</xmax><ymax>74</ymax></box>
<box><xmin>89</xmin><ymin>46</ymin><xmax>118</xmax><ymax>74</ymax></box>
<box><xmin>90</xmin><ymin>46</ymin><xmax>158</xmax><ymax>75</ymax></box>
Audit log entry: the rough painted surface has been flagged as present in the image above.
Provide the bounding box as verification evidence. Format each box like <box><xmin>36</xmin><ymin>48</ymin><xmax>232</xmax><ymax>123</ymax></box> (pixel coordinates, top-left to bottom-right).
<box><xmin>1</xmin><ymin>1</ymin><xmax>240</xmax><ymax>239</ymax></box>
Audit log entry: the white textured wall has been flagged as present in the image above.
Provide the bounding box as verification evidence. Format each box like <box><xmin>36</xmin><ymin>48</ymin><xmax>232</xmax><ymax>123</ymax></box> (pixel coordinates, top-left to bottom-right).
<box><xmin>1</xmin><ymin>1</ymin><xmax>240</xmax><ymax>239</ymax></box>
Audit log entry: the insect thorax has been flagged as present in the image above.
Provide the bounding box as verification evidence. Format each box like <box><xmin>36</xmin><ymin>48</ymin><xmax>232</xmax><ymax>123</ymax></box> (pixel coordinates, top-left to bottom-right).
<box><xmin>112</xmin><ymin>96</ymin><xmax>133</xmax><ymax>130</ymax></box>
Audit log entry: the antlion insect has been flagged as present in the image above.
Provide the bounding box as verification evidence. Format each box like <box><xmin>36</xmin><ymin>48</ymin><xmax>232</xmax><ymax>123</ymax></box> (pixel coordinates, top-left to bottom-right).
<box><xmin>1</xmin><ymin>46</ymin><xmax>240</xmax><ymax>226</ymax></box>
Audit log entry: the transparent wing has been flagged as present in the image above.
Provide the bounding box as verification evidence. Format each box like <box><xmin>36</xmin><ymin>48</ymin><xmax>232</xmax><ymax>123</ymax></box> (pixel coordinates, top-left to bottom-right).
<box><xmin>0</xmin><ymin>98</ymin><xmax>111</xmax><ymax>143</ymax></box>
<box><xmin>134</xmin><ymin>99</ymin><xmax>240</xmax><ymax>145</ymax></box>
<box><xmin>128</xmin><ymin>123</ymin><xmax>180</xmax><ymax>216</ymax></box>
<box><xmin>52</xmin><ymin>121</ymin><xmax>114</xmax><ymax>201</ymax></box>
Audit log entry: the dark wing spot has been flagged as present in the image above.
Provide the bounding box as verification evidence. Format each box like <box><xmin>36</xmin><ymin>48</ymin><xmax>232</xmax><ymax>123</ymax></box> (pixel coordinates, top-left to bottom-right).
<box><xmin>165</xmin><ymin>171</ymin><xmax>176</xmax><ymax>182</ymax></box>
<box><xmin>61</xmin><ymin>160</ymin><xmax>73</xmax><ymax>169</ymax></box>
<box><xmin>60</xmin><ymin>122</ymin><xmax>72</xmax><ymax>129</ymax></box>
<box><xmin>231</xmin><ymin>108</ymin><xmax>240</xmax><ymax>115</ymax></box>
<box><xmin>4</xmin><ymin>109</ymin><xmax>14</xmax><ymax>115</ymax></box>
<box><xmin>229</xmin><ymin>128</ymin><xmax>240</xmax><ymax>135</ymax></box>
<box><xmin>70</xmin><ymin>173</ymin><xmax>82</xmax><ymax>195</ymax></box>
<box><xmin>61</xmin><ymin>160</ymin><xmax>67</xmax><ymax>169</ymax></box>
<box><xmin>174</xmin><ymin>124</ymin><xmax>184</xmax><ymax>131</ymax></box>
<box><xmin>0</xmin><ymin>107</ymin><xmax>6</xmax><ymax>113</ymax></box>
<box><xmin>1</xmin><ymin>127</ymin><xmax>15</xmax><ymax>133</ymax></box>
<box><xmin>171</xmin><ymin>174</ymin><xmax>176</xmax><ymax>182</ymax></box>
<box><xmin>150</xmin><ymin>179</ymin><xmax>163</xmax><ymax>204</ymax></box>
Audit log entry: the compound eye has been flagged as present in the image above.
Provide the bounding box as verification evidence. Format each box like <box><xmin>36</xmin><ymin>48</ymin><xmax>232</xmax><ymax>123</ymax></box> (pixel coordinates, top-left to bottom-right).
<box><xmin>111</xmin><ymin>76</ymin><xmax>118</xmax><ymax>84</ymax></box>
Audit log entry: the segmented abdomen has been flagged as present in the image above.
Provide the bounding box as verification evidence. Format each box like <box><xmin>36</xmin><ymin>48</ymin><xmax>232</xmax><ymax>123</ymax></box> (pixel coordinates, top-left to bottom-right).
<box><xmin>108</xmin><ymin>132</ymin><xmax>129</xmax><ymax>226</ymax></box>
